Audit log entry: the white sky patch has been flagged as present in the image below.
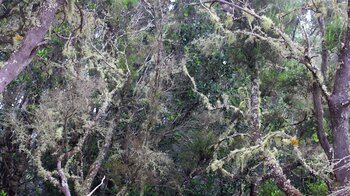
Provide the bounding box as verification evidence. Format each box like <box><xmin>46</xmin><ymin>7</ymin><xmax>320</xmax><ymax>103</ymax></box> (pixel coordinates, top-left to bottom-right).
<box><xmin>169</xmin><ymin>0</ymin><xmax>175</xmax><ymax>11</ymax></box>
<box><xmin>300</xmin><ymin>10</ymin><xmax>312</xmax><ymax>29</ymax></box>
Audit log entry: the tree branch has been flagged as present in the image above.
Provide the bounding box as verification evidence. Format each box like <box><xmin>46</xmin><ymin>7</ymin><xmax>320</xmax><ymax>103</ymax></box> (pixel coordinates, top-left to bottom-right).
<box><xmin>57</xmin><ymin>132</ymin><xmax>89</xmax><ymax>196</ymax></box>
<box><xmin>207</xmin><ymin>0</ymin><xmax>331</xmax><ymax>100</ymax></box>
<box><xmin>86</xmin><ymin>176</ymin><xmax>105</xmax><ymax>196</ymax></box>
<box><xmin>57</xmin><ymin>154</ymin><xmax>71</xmax><ymax>196</ymax></box>
<box><xmin>0</xmin><ymin>0</ymin><xmax>64</xmax><ymax>93</ymax></box>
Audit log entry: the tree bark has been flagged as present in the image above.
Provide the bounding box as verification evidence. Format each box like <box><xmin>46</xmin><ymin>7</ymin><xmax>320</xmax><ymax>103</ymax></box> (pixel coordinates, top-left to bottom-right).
<box><xmin>312</xmin><ymin>13</ymin><xmax>333</xmax><ymax>161</ymax></box>
<box><xmin>250</xmin><ymin>65</ymin><xmax>262</xmax><ymax>142</ymax></box>
<box><xmin>264</xmin><ymin>154</ymin><xmax>302</xmax><ymax>196</ymax></box>
<box><xmin>249</xmin><ymin>64</ymin><xmax>301</xmax><ymax>195</ymax></box>
<box><xmin>313</xmin><ymin>83</ymin><xmax>333</xmax><ymax>160</ymax></box>
<box><xmin>327</xmin><ymin>0</ymin><xmax>350</xmax><ymax>187</ymax></box>
<box><xmin>0</xmin><ymin>0</ymin><xmax>64</xmax><ymax>93</ymax></box>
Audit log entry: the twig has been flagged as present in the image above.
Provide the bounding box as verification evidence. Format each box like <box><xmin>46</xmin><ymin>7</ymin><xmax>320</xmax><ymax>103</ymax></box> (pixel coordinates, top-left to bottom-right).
<box><xmin>86</xmin><ymin>175</ymin><xmax>106</xmax><ymax>196</ymax></box>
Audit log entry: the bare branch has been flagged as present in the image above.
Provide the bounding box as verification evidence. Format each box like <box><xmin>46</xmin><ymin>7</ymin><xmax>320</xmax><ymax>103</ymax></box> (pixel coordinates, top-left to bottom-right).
<box><xmin>86</xmin><ymin>176</ymin><xmax>105</xmax><ymax>196</ymax></box>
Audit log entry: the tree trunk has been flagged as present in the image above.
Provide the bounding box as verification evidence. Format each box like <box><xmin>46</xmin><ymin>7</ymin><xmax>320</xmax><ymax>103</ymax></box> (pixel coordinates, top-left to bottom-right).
<box><xmin>0</xmin><ymin>0</ymin><xmax>64</xmax><ymax>93</ymax></box>
<box><xmin>249</xmin><ymin>64</ymin><xmax>301</xmax><ymax>195</ymax></box>
<box><xmin>329</xmin><ymin>95</ymin><xmax>350</xmax><ymax>186</ymax></box>
<box><xmin>313</xmin><ymin>82</ymin><xmax>333</xmax><ymax>160</ymax></box>
<box><xmin>312</xmin><ymin>13</ymin><xmax>333</xmax><ymax>161</ymax></box>
<box><xmin>250</xmin><ymin>65</ymin><xmax>262</xmax><ymax>142</ymax></box>
<box><xmin>327</xmin><ymin>0</ymin><xmax>350</xmax><ymax>187</ymax></box>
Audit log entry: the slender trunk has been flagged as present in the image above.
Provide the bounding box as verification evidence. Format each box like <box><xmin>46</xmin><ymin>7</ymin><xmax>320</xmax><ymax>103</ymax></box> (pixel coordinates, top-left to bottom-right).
<box><xmin>249</xmin><ymin>64</ymin><xmax>301</xmax><ymax>195</ymax></box>
<box><xmin>313</xmin><ymin>83</ymin><xmax>333</xmax><ymax>160</ymax></box>
<box><xmin>250</xmin><ymin>66</ymin><xmax>262</xmax><ymax>142</ymax></box>
<box><xmin>312</xmin><ymin>14</ymin><xmax>333</xmax><ymax>161</ymax></box>
<box><xmin>249</xmin><ymin>182</ymin><xmax>258</xmax><ymax>196</ymax></box>
<box><xmin>80</xmin><ymin>126</ymin><xmax>114</xmax><ymax>195</ymax></box>
<box><xmin>318</xmin><ymin>16</ymin><xmax>329</xmax><ymax>76</ymax></box>
<box><xmin>329</xmin><ymin>95</ymin><xmax>350</xmax><ymax>186</ymax></box>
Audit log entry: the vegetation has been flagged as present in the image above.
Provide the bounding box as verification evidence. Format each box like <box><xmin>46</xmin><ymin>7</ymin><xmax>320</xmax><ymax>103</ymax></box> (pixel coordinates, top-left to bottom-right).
<box><xmin>1</xmin><ymin>0</ymin><xmax>350</xmax><ymax>195</ymax></box>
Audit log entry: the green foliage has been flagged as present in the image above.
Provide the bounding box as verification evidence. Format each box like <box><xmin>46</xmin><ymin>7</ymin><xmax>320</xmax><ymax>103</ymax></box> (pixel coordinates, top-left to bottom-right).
<box><xmin>325</xmin><ymin>16</ymin><xmax>344</xmax><ymax>51</ymax></box>
<box><xmin>0</xmin><ymin>0</ymin><xmax>345</xmax><ymax>195</ymax></box>
<box><xmin>311</xmin><ymin>133</ymin><xmax>319</xmax><ymax>143</ymax></box>
<box><xmin>190</xmin><ymin>131</ymin><xmax>217</xmax><ymax>160</ymax></box>
<box><xmin>306</xmin><ymin>179</ymin><xmax>328</xmax><ymax>196</ymax></box>
<box><xmin>259</xmin><ymin>180</ymin><xmax>285</xmax><ymax>196</ymax></box>
<box><xmin>0</xmin><ymin>191</ymin><xmax>7</xmax><ymax>196</ymax></box>
<box><xmin>37</xmin><ymin>48</ymin><xmax>48</xmax><ymax>59</ymax></box>
<box><xmin>122</xmin><ymin>0</ymin><xmax>139</xmax><ymax>9</ymax></box>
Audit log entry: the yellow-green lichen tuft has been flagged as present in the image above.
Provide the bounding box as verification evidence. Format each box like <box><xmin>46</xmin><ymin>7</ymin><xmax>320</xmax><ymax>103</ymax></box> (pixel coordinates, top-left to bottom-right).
<box><xmin>261</xmin><ymin>15</ymin><xmax>274</xmax><ymax>30</ymax></box>
<box><xmin>243</xmin><ymin>8</ymin><xmax>255</xmax><ymax>25</ymax></box>
<box><xmin>210</xmin><ymin>159</ymin><xmax>224</xmax><ymax>172</ymax></box>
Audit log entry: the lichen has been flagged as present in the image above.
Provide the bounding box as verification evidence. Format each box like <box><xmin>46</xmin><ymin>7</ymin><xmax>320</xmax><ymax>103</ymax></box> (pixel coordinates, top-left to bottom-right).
<box><xmin>226</xmin><ymin>31</ymin><xmax>236</xmax><ymax>44</ymax></box>
<box><xmin>243</xmin><ymin>8</ymin><xmax>255</xmax><ymax>25</ymax></box>
<box><xmin>224</xmin><ymin>13</ymin><xmax>233</xmax><ymax>27</ymax></box>
<box><xmin>62</xmin><ymin>42</ymin><xmax>75</xmax><ymax>58</ymax></box>
<box><xmin>210</xmin><ymin>159</ymin><xmax>224</xmax><ymax>171</ymax></box>
<box><xmin>65</xmin><ymin>0</ymin><xmax>76</xmax><ymax>21</ymax></box>
<box><xmin>261</xmin><ymin>15</ymin><xmax>274</xmax><ymax>30</ymax></box>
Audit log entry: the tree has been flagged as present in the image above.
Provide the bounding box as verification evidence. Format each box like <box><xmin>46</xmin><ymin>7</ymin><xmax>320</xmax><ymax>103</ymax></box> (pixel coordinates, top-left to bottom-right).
<box><xmin>1</xmin><ymin>0</ymin><xmax>350</xmax><ymax>195</ymax></box>
<box><xmin>194</xmin><ymin>0</ymin><xmax>350</xmax><ymax>194</ymax></box>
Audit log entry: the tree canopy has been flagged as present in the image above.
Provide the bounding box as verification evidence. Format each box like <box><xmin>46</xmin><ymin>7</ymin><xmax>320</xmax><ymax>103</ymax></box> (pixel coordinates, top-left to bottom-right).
<box><xmin>1</xmin><ymin>0</ymin><xmax>350</xmax><ymax>195</ymax></box>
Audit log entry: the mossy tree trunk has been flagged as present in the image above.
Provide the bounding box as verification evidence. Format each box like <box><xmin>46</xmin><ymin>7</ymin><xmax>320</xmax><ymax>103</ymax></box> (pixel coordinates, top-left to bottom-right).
<box><xmin>248</xmin><ymin>62</ymin><xmax>301</xmax><ymax>196</ymax></box>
